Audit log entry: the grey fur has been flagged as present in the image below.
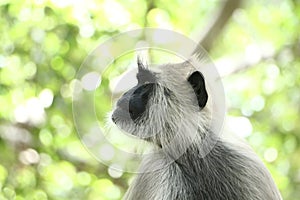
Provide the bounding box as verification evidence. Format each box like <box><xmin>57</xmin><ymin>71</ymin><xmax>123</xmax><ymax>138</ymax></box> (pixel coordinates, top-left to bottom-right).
<box><xmin>112</xmin><ymin>59</ymin><xmax>282</xmax><ymax>200</ymax></box>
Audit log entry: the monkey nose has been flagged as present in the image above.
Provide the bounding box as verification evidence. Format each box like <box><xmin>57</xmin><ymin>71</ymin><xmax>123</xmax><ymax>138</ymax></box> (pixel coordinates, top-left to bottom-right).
<box><xmin>111</xmin><ymin>114</ymin><xmax>116</xmax><ymax>123</ymax></box>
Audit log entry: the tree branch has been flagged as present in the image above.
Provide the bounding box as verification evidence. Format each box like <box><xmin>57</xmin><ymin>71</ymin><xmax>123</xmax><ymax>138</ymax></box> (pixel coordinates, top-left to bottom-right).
<box><xmin>193</xmin><ymin>0</ymin><xmax>242</xmax><ymax>53</ymax></box>
<box><xmin>215</xmin><ymin>43</ymin><xmax>296</xmax><ymax>78</ymax></box>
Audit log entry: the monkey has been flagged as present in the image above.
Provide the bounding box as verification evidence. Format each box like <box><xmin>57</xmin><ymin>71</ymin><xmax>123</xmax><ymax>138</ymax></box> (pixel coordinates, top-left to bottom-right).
<box><xmin>111</xmin><ymin>56</ymin><xmax>282</xmax><ymax>200</ymax></box>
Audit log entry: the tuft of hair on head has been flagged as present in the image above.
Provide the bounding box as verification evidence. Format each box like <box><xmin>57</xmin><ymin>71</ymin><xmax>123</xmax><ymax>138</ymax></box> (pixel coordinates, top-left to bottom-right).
<box><xmin>137</xmin><ymin>55</ymin><xmax>147</xmax><ymax>71</ymax></box>
<box><xmin>136</xmin><ymin>55</ymin><xmax>157</xmax><ymax>84</ymax></box>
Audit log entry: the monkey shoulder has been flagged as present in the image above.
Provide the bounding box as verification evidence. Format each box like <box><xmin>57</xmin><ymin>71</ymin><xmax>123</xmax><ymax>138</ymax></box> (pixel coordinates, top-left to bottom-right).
<box><xmin>168</xmin><ymin>140</ymin><xmax>282</xmax><ymax>200</ymax></box>
<box><xmin>123</xmin><ymin>141</ymin><xmax>281</xmax><ymax>200</ymax></box>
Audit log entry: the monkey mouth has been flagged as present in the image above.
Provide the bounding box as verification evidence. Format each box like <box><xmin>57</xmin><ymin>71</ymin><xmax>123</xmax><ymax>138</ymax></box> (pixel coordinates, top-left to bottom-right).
<box><xmin>111</xmin><ymin>107</ymin><xmax>131</xmax><ymax>124</ymax></box>
<box><xmin>112</xmin><ymin>107</ymin><xmax>152</xmax><ymax>139</ymax></box>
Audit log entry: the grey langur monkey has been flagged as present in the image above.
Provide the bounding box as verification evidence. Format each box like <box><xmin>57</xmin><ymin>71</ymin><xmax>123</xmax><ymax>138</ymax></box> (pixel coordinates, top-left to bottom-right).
<box><xmin>111</xmin><ymin>56</ymin><xmax>282</xmax><ymax>200</ymax></box>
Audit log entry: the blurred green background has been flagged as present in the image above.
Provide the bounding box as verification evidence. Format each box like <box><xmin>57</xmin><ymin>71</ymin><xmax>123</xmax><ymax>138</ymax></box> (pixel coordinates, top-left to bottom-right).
<box><xmin>0</xmin><ymin>0</ymin><xmax>300</xmax><ymax>199</ymax></box>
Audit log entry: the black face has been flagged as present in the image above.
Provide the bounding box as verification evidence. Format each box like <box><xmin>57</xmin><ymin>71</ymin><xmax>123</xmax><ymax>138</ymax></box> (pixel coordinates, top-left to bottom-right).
<box><xmin>129</xmin><ymin>83</ymin><xmax>156</xmax><ymax>120</ymax></box>
<box><xmin>114</xmin><ymin>83</ymin><xmax>156</xmax><ymax>122</ymax></box>
<box><xmin>112</xmin><ymin>60</ymin><xmax>157</xmax><ymax>123</ymax></box>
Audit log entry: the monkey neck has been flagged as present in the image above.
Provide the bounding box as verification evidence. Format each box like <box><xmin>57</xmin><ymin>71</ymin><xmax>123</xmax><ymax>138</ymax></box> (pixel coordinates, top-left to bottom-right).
<box><xmin>158</xmin><ymin>124</ymin><xmax>219</xmax><ymax>163</ymax></box>
<box><xmin>172</xmin><ymin>129</ymin><xmax>220</xmax><ymax>171</ymax></box>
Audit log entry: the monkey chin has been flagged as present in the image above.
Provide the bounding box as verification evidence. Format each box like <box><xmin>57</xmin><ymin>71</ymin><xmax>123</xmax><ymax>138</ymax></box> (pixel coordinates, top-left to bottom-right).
<box><xmin>111</xmin><ymin>107</ymin><xmax>142</xmax><ymax>138</ymax></box>
<box><xmin>112</xmin><ymin>107</ymin><xmax>132</xmax><ymax>130</ymax></box>
<box><xmin>111</xmin><ymin>108</ymin><xmax>161</xmax><ymax>144</ymax></box>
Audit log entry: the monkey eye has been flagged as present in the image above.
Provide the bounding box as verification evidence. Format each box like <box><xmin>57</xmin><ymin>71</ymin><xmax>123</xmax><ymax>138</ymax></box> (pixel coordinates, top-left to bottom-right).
<box><xmin>129</xmin><ymin>83</ymin><xmax>156</xmax><ymax>121</ymax></box>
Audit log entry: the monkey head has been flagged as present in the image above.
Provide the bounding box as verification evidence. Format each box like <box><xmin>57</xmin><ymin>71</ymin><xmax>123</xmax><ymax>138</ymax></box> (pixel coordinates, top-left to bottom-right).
<box><xmin>111</xmin><ymin>58</ymin><xmax>209</xmax><ymax>148</ymax></box>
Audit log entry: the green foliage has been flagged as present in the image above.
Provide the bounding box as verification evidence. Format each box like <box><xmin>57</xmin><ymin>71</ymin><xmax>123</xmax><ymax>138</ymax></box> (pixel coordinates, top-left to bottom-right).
<box><xmin>0</xmin><ymin>0</ymin><xmax>299</xmax><ymax>199</ymax></box>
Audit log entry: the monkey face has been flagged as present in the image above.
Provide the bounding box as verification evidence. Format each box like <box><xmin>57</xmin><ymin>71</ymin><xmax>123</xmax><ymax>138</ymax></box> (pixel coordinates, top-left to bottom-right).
<box><xmin>111</xmin><ymin>83</ymin><xmax>156</xmax><ymax>124</ymax></box>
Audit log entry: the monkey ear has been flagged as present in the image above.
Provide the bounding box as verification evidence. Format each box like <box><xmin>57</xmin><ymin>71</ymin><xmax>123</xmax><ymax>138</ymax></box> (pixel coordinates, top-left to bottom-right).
<box><xmin>187</xmin><ymin>71</ymin><xmax>208</xmax><ymax>108</ymax></box>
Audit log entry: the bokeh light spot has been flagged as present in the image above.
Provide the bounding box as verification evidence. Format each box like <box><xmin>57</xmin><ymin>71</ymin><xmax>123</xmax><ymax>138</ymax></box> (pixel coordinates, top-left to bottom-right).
<box><xmin>19</xmin><ymin>148</ymin><xmax>40</xmax><ymax>165</ymax></box>
<box><xmin>108</xmin><ymin>164</ymin><xmax>123</xmax><ymax>179</ymax></box>
<box><xmin>264</xmin><ymin>147</ymin><xmax>278</xmax><ymax>163</ymax></box>
<box><xmin>81</xmin><ymin>72</ymin><xmax>101</xmax><ymax>91</ymax></box>
<box><xmin>99</xmin><ymin>144</ymin><xmax>115</xmax><ymax>161</ymax></box>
